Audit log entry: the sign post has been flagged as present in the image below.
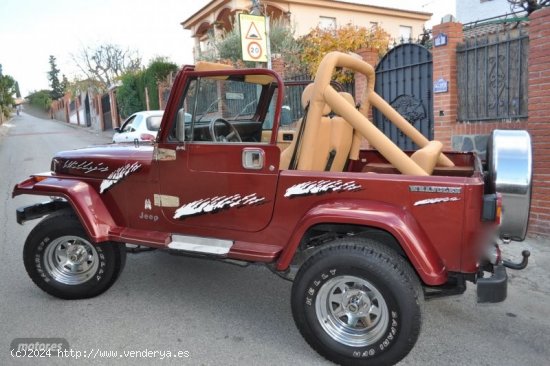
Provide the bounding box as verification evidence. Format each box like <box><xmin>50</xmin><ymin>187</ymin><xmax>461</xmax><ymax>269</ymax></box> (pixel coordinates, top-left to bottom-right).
<box><xmin>239</xmin><ymin>13</ymin><xmax>269</xmax><ymax>65</ymax></box>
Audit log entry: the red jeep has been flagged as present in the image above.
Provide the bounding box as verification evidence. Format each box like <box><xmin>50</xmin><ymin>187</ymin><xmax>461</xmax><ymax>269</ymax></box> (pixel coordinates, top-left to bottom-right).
<box><xmin>13</xmin><ymin>52</ymin><xmax>532</xmax><ymax>365</ymax></box>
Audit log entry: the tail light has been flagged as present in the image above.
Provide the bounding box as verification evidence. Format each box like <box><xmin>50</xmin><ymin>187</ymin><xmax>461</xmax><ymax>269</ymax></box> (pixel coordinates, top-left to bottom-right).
<box><xmin>495</xmin><ymin>193</ymin><xmax>503</xmax><ymax>225</ymax></box>
<box><xmin>140</xmin><ymin>133</ymin><xmax>155</xmax><ymax>141</ymax></box>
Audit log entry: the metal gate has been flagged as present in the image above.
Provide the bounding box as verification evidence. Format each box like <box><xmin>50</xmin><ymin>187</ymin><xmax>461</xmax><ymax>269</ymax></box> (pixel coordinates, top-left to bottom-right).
<box><xmin>373</xmin><ymin>43</ymin><xmax>433</xmax><ymax>150</ymax></box>
<box><xmin>101</xmin><ymin>94</ymin><xmax>112</xmax><ymax>130</ymax></box>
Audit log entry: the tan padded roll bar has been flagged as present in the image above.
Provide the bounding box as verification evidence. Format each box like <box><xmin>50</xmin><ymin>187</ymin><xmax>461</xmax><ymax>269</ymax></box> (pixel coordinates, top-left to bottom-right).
<box><xmin>298</xmin><ymin>52</ymin><xmax>454</xmax><ymax>174</ymax></box>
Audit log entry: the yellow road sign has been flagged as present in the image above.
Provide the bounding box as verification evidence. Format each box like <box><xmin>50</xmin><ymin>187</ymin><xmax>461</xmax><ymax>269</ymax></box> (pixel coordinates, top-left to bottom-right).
<box><xmin>239</xmin><ymin>14</ymin><xmax>268</xmax><ymax>63</ymax></box>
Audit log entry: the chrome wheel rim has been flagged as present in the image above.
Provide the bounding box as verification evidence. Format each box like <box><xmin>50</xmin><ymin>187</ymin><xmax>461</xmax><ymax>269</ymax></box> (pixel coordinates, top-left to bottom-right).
<box><xmin>43</xmin><ymin>236</ymin><xmax>99</xmax><ymax>285</ymax></box>
<box><xmin>316</xmin><ymin>275</ymin><xmax>389</xmax><ymax>347</ymax></box>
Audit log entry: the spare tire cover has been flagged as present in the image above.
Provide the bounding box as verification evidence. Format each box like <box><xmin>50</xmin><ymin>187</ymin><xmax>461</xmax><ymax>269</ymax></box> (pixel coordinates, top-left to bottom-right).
<box><xmin>486</xmin><ymin>130</ymin><xmax>532</xmax><ymax>241</ymax></box>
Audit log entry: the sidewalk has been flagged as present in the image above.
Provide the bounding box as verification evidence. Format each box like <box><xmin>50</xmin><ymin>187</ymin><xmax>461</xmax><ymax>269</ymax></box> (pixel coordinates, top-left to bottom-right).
<box><xmin>22</xmin><ymin>103</ymin><xmax>114</xmax><ymax>142</ymax></box>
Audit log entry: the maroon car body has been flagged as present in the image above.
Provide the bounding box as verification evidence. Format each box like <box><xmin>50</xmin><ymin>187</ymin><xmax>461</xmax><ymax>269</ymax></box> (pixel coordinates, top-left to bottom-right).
<box><xmin>13</xmin><ymin>52</ymin><xmax>532</xmax><ymax>365</ymax></box>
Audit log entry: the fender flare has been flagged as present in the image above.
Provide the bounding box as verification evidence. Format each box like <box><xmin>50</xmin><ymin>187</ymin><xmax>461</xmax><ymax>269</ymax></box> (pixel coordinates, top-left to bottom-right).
<box><xmin>276</xmin><ymin>200</ymin><xmax>447</xmax><ymax>286</ymax></box>
<box><xmin>13</xmin><ymin>177</ymin><xmax>116</xmax><ymax>243</ymax></box>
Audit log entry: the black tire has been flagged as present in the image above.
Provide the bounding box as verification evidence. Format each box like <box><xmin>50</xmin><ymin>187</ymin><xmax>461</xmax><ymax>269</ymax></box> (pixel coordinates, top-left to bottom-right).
<box><xmin>23</xmin><ymin>212</ymin><xmax>126</xmax><ymax>300</ymax></box>
<box><xmin>291</xmin><ymin>238</ymin><xmax>422</xmax><ymax>366</ymax></box>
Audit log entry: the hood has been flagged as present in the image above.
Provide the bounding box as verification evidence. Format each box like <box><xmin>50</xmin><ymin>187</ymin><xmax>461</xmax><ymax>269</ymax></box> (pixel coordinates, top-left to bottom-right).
<box><xmin>51</xmin><ymin>144</ymin><xmax>154</xmax><ymax>180</ymax></box>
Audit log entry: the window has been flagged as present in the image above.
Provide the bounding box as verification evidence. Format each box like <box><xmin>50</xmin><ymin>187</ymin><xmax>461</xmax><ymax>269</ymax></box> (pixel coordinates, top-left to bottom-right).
<box><xmin>146</xmin><ymin>115</ymin><xmax>162</xmax><ymax>131</ymax></box>
<box><xmin>399</xmin><ymin>25</ymin><xmax>412</xmax><ymax>41</ymax></box>
<box><xmin>121</xmin><ymin>115</ymin><xmax>137</xmax><ymax>132</ymax></box>
<box><xmin>319</xmin><ymin>16</ymin><xmax>336</xmax><ymax>30</ymax></box>
<box><xmin>171</xmin><ymin>75</ymin><xmax>276</xmax><ymax>143</ymax></box>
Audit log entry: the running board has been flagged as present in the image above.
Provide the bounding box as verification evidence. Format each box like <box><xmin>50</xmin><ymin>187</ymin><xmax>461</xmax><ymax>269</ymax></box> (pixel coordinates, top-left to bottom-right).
<box><xmin>168</xmin><ymin>234</ymin><xmax>233</xmax><ymax>255</ymax></box>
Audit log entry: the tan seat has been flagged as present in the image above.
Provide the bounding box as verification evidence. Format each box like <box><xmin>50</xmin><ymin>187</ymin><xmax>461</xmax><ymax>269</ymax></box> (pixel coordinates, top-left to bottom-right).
<box><xmin>410</xmin><ymin>140</ymin><xmax>443</xmax><ymax>175</ymax></box>
<box><xmin>326</xmin><ymin>92</ymin><xmax>355</xmax><ymax>171</ymax></box>
<box><xmin>279</xmin><ymin>87</ymin><xmax>355</xmax><ymax>171</ymax></box>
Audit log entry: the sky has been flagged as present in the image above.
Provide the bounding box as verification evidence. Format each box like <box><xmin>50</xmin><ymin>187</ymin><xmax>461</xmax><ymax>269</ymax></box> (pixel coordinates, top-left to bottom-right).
<box><xmin>0</xmin><ymin>0</ymin><xmax>211</xmax><ymax>96</ymax></box>
<box><xmin>0</xmin><ymin>0</ymin><xmax>454</xmax><ymax>97</ymax></box>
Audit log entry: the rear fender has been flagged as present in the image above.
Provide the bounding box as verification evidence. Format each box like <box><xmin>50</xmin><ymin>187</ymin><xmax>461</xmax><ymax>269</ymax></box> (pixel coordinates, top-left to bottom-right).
<box><xmin>276</xmin><ymin>199</ymin><xmax>447</xmax><ymax>286</ymax></box>
<box><xmin>13</xmin><ymin>177</ymin><xmax>116</xmax><ymax>243</ymax></box>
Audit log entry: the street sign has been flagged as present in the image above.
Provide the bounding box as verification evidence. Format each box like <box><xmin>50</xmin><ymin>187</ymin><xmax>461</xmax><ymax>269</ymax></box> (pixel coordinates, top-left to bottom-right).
<box><xmin>433</xmin><ymin>78</ymin><xmax>449</xmax><ymax>93</ymax></box>
<box><xmin>239</xmin><ymin>13</ymin><xmax>268</xmax><ymax>63</ymax></box>
<box><xmin>434</xmin><ymin>33</ymin><xmax>448</xmax><ymax>47</ymax></box>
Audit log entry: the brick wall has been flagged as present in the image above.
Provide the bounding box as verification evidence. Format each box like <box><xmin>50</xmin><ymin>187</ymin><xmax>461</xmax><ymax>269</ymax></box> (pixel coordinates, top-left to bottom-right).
<box><xmin>430</xmin><ymin>8</ymin><xmax>550</xmax><ymax>237</ymax></box>
<box><xmin>526</xmin><ymin>7</ymin><xmax>550</xmax><ymax>237</ymax></box>
<box><xmin>432</xmin><ymin>22</ymin><xmax>463</xmax><ymax>148</ymax></box>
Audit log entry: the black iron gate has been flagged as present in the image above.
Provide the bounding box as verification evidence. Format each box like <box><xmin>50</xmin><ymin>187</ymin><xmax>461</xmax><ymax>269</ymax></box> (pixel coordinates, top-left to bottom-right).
<box><xmin>373</xmin><ymin>43</ymin><xmax>433</xmax><ymax>150</ymax></box>
<box><xmin>101</xmin><ymin>94</ymin><xmax>112</xmax><ymax>130</ymax></box>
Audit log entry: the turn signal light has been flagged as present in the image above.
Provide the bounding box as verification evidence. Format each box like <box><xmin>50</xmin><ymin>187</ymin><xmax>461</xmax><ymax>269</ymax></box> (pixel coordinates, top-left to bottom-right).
<box><xmin>33</xmin><ymin>175</ymin><xmax>48</xmax><ymax>182</ymax></box>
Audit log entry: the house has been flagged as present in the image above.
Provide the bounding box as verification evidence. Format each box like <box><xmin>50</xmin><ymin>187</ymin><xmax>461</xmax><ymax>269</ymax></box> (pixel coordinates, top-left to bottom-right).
<box><xmin>181</xmin><ymin>0</ymin><xmax>431</xmax><ymax>61</ymax></box>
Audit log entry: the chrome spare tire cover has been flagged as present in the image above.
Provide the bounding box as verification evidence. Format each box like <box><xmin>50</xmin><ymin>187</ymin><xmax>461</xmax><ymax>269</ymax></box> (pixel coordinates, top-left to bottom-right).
<box><xmin>487</xmin><ymin>130</ymin><xmax>532</xmax><ymax>241</ymax></box>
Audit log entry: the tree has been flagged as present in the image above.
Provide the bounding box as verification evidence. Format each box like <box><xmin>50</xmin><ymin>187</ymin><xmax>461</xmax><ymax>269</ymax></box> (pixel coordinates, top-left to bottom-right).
<box><xmin>60</xmin><ymin>74</ymin><xmax>69</xmax><ymax>95</ymax></box>
<box><xmin>508</xmin><ymin>0</ymin><xmax>549</xmax><ymax>14</ymax></box>
<box><xmin>27</xmin><ymin>90</ymin><xmax>52</xmax><ymax>111</ymax></box>
<box><xmin>72</xmin><ymin>43</ymin><xmax>142</xmax><ymax>91</ymax></box>
<box><xmin>116</xmin><ymin>57</ymin><xmax>179</xmax><ymax>117</ymax></box>
<box><xmin>300</xmin><ymin>24</ymin><xmax>390</xmax><ymax>83</ymax></box>
<box><xmin>0</xmin><ymin>66</ymin><xmax>17</xmax><ymax>118</ymax></box>
<box><xmin>48</xmin><ymin>55</ymin><xmax>64</xmax><ymax>100</ymax></box>
<box><xmin>14</xmin><ymin>81</ymin><xmax>21</xmax><ymax>98</ymax></box>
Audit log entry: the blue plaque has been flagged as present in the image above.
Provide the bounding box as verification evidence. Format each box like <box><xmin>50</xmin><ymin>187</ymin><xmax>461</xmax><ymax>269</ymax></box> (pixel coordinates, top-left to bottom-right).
<box><xmin>433</xmin><ymin>78</ymin><xmax>448</xmax><ymax>93</ymax></box>
<box><xmin>434</xmin><ymin>33</ymin><xmax>448</xmax><ymax>47</ymax></box>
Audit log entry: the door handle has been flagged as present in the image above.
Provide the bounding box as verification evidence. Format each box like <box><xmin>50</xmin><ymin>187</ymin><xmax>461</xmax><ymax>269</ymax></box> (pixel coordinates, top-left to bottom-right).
<box><xmin>242</xmin><ymin>148</ymin><xmax>264</xmax><ymax>170</ymax></box>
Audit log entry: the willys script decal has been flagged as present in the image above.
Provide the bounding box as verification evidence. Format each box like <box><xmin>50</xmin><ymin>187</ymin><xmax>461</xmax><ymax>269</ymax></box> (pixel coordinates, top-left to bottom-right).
<box><xmin>63</xmin><ymin>160</ymin><xmax>109</xmax><ymax>174</ymax></box>
<box><xmin>173</xmin><ymin>193</ymin><xmax>265</xmax><ymax>219</ymax></box>
<box><xmin>284</xmin><ymin>180</ymin><xmax>362</xmax><ymax>198</ymax></box>
<box><xmin>99</xmin><ymin>162</ymin><xmax>141</xmax><ymax>194</ymax></box>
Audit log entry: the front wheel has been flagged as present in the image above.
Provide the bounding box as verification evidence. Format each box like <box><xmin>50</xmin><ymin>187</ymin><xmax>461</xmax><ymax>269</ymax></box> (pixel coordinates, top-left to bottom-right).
<box><xmin>291</xmin><ymin>238</ymin><xmax>422</xmax><ymax>366</ymax></box>
<box><xmin>23</xmin><ymin>212</ymin><xmax>126</xmax><ymax>299</ymax></box>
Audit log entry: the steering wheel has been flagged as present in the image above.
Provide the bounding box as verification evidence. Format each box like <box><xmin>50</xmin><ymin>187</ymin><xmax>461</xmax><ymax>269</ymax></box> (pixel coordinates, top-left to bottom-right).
<box><xmin>209</xmin><ymin>118</ymin><xmax>242</xmax><ymax>142</ymax></box>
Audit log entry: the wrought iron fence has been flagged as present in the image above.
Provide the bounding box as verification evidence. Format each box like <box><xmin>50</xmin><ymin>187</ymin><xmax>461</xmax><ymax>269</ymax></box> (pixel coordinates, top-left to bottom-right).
<box><xmin>457</xmin><ymin>27</ymin><xmax>528</xmax><ymax>121</ymax></box>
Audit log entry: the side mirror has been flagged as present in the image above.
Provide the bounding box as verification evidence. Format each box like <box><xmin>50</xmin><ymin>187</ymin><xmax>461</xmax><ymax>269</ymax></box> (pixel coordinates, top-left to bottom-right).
<box><xmin>114</xmin><ymin>127</ymin><xmax>121</xmax><ymax>133</ymax></box>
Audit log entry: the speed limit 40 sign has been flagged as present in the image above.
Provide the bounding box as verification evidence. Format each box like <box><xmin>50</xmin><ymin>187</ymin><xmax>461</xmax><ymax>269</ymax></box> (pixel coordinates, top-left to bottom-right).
<box><xmin>239</xmin><ymin>14</ymin><xmax>268</xmax><ymax>63</ymax></box>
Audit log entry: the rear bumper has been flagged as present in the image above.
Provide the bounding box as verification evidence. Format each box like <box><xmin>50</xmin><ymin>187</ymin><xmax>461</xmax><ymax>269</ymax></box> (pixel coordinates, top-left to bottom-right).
<box><xmin>477</xmin><ymin>264</ymin><xmax>507</xmax><ymax>303</ymax></box>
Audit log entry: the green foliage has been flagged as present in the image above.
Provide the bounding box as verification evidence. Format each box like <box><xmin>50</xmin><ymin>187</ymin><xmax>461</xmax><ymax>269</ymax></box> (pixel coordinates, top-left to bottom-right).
<box><xmin>116</xmin><ymin>58</ymin><xmax>178</xmax><ymax>117</ymax></box>
<box><xmin>48</xmin><ymin>55</ymin><xmax>64</xmax><ymax>100</ymax></box>
<box><xmin>27</xmin><ymin>90</ymin><xmax>52</xmax><ymax>111</ymax></box>
<box><xmin>60</xmin><ymin>75</ymin><xmax>69</xmax><ymax>95</ymax></box>
<box><xmin>116</xmin><ymin>71</ymin><xmax>145</xmax><ymax>118</ymax></box>
<box><xmin>14</xmin><ymin>81</ymin><xmax>21</xmax><ymax>98</ymax></box>
<box><xmin>0</xmin><ymin>65</ymin><xmax>17</xmax><ymax>118</ymax></box>
<box><xmin>143</xmin><ymin>57</ymin><xmax>178</xmax><ymax>110</ymax></box>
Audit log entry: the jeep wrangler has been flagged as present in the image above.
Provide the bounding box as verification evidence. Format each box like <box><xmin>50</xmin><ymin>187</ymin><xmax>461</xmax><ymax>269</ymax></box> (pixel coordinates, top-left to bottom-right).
<box><xmin>13</xmin><ymin>52</ymin><xmax>532</xmax><ymax>365</ymax></box>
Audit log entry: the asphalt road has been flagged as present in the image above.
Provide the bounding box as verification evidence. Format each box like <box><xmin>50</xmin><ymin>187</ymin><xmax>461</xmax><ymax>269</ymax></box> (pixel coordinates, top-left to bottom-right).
<box><xmin>1</xmin><ymin>111</ymin><xmax>549</xmax><ymax>365</ymax></box>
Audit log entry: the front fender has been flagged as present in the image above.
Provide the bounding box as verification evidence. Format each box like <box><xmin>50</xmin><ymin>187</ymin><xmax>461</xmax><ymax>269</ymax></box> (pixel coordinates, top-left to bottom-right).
<box><xmin>276</xmin><ymin>199</ymin><xmax>447</xmax><ymax>286</ymax></box>
<box><xmin>13</xmin><ymin>176</ymin><xmax>116</xmax><ymax>243</ymax></box>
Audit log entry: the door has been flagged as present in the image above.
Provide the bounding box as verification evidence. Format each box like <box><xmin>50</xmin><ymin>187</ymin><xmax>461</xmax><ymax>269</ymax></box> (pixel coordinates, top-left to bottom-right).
<box><xmin>114</xmin><ymin>114</ymin><xmax>142</xmax><ymax>142</ymax></box>
<box><xmin>156</xmin><ymin>73</ymin><xmax>281</xmax><ymax>233</ymax></box>
<box><xmin>373</xmin><ymin>43</ymin><xmax>433</xmax><ymax>150</ymax></box>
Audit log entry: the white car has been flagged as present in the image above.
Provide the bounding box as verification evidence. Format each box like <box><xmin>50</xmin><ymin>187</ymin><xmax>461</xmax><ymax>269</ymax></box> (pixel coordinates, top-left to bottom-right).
<box><xmin>112</xmin><ymin>111</ymin><xmax>164</xmax><ymax>143</ymax></box>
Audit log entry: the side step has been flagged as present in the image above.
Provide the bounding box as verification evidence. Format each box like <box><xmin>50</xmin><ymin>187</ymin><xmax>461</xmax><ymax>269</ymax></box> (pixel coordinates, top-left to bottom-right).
<box><xmin>168</xmin><ymin>234</ymin><xmax>233</xmax><ymax>255</ymax></box>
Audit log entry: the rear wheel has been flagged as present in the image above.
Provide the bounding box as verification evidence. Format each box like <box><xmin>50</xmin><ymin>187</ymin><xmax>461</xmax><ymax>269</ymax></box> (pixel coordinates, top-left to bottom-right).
<box><xmin>23</xmin><ymin>213</ymin><xmax>126</xmax><ymax>299</ymax></box>
<box><xmin>291</xmin><ymin>238</ymin><xmax>422</xmax><ymax>365</ymax></box>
